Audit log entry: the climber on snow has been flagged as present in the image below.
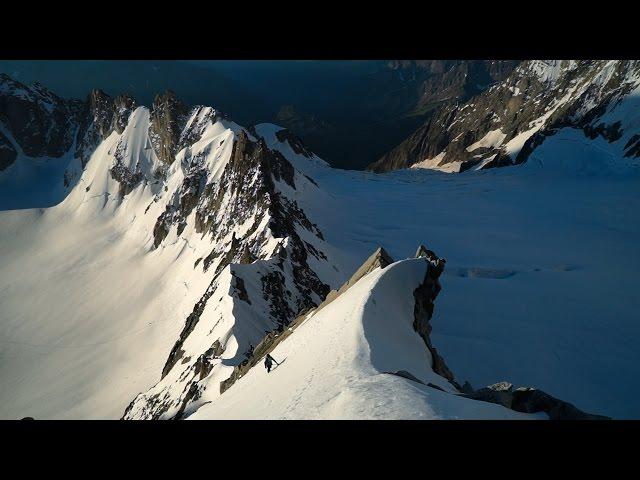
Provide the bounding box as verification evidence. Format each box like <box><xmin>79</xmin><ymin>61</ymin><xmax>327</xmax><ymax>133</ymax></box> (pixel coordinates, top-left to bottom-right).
<box><xmin>264</xmin><ymin>353</ymin><xmax>279</xmax><ymax>373</ymax></box>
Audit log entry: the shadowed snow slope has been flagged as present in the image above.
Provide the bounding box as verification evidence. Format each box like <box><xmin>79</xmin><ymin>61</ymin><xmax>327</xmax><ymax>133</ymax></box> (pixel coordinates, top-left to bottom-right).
<box><xmin>188</xmin><ymin>258</ymin><xmax>539</xmax><ymax>420</ymax></box>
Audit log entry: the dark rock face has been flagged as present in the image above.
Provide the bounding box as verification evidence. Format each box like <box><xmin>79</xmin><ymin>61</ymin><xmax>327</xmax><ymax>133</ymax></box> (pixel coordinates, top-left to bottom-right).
<box><xmin>413</xmin><ymin>251</ymin><xmax>457</xmax><ymax>389</ymax></box>
<box><xmin>275</xmin><ymin>128</ymin><xmax>314</xmax><ymax>158</ymax></box>
<box><xmin>468</xmin><ymin>381</ymin><xmax>514</xmax><ymax>408</ymax></box>
<box><xmin>369</xmin><ymin>60</ymin><xmax>640</xmax><ymax>173</ymax></box>
<box><xmin>160</xmin><ymin>277</ymin><xmax>219</xmax><ymax>380</ymax></box>
<box><xmin>109</xmin><ymin>160</ymin><xmax>144</xmax><ymax>197</ymax></box>
<box><xmin>370</xmin><ymin>60</ymin><xmax>519</xmax><ymax>119</ymax></box>
<box><xmin>0</xmin><ymin>74</ymin><xmax>82</xmax><ymax>168</ymax></box>
<box><xmin>0</xmin><ymin>130</ymin><xmax>17</xmax><ymax>171</ymax></box>
<box><xmin>153</xmin><ymin>166</ymin><xmax>207</xmax><ymax>247</ymax></box>
<box><xmin>75</xmin><ymin>89</ymin><xmax>137</xmax><ymax>168</ymax></box>
<box><xmin>413</xmin><ymin>248</ymin><xmax>609</xmax><ymax>418</ymax></box>
<box><xmin>463</xmin><ymin>382</ymin><xmax>610</xmax><ymax>420</ymax></box>
<box><xmin>384</xmin><ymin>370</ymin><xmax>427</xmax><ymax>385</ymax></box>
<box><xmin>148</xmin><ymin>90</ymin><xmax>189</xmax><ymax>165</ymax></box>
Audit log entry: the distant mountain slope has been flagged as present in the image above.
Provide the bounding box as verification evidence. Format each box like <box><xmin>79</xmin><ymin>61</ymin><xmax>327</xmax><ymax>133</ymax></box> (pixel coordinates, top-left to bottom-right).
<box><xmin>273</xmin><ymin>60</ymin><xmax>518</xmax><ymax>169</ymax></box>
<box><xmin>0</xmin><ymin>60</ymin><xmax>518</xmax><ymax>170</ymax></box>
<box><xmin>368</xmin><ymin>60</ymin><xmax>640</xmax><ymax>173</ymax></box>
<box><xmin>365</xmin><ymin>60</ymin><xmax>518</xmax><ymax>119</ymax></box>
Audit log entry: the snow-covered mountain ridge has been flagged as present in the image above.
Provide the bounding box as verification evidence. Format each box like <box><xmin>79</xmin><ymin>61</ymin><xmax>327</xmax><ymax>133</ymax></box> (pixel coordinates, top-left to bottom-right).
<box><xmin>0</xmin><ymin>72</ymin><xmax>638</xmax><ymax>419</ymax></box>
<box><xmin>369</xmin><ymin>60</ymin><xmax>640</xmax><ymax>173</ymax></box>
<box><xmin>0</xmin><ymin>75</ymin><xmax>344</xmax><ymax>419</ymax></box>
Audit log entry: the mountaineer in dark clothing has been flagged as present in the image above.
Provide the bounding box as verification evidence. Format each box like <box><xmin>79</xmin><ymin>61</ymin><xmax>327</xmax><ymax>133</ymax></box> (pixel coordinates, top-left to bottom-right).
<box><xmin>264</xmin><ymin>353</ymin><xmax>279</xmax><ymax>373</ymax></box>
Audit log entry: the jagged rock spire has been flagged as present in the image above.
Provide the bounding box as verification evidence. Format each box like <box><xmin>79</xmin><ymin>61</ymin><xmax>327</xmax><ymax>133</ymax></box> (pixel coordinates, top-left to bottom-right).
<box><xmin>346</xmin><ymin>247</ymin><xmax>394</xmax><ymax>288</ymax></box>
<box><xmin>149</xmin><ymin>90</ymin><xmax>189</xmax><ymax>165</ymax></box>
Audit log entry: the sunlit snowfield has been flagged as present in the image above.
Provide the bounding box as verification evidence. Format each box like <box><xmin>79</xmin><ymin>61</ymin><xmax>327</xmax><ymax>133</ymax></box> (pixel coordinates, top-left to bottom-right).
<box><xmin>0</xmin><ymin>126</ymin><xmax>638</xmax><ymax>419</ymax></box>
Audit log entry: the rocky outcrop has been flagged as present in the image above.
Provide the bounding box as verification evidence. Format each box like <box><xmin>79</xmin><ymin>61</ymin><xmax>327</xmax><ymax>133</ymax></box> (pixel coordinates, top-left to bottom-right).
<box><xmin>314</xmin><ymin>247</ymin><xmax>395</xmax><ymax>315</ymax></box>
<box><xmin>148</xmin><ymin>90</ymin><xmax>189</xmax><ymax>166</ymax></box>
<box><xmin>109</xmin><ymin>160</ymin><xmax>144</xmax><ymax>198</ymax></box>
<box><xmin>412</xmin><ymin>249</ymin><xmax>457</xmax><ymax>388</ymax></box>
<box><xmin>74</xmin><ymin>89</ymin><xmax>137</xmax><ymax>168</ymax></box>
<box><xmin>412</xmin><ymin>246</ymin><xmax>608</xmax><ymax>418</ymax></box>
<box><xmin>158</xmin><ymin>131</ymin><xmax>329</xmax><ymax>380</ymax></box>
<box><xmin>369</xmin><ymin>60</ymin><xmax>640</xmax><ymax>173</ymax></box>
<box><xmin>462</xmin><ymin>381</ymin><xmax>610</xmax><ymax>420</ymax></box>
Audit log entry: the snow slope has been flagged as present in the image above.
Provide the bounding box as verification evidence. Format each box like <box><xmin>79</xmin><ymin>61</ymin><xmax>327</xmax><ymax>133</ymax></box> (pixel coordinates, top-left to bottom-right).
<box><xmin>1</xmin><ymin>89</ymin><xmax>639</xmax><ymax>419</ymax></box>
<box><xmin>188</xmin><ymin>258</ymin><xmax>540</xmax><ymax>420</ymax></box>
<box><xmin>259</xmin><ymin>125</ymin><xmax>640</xmax><ymax>419</ymax></box>
<box><xmin>0</xmin><ymin>107</ymin><xmax>229</xmax><ymax>418</ymax></box>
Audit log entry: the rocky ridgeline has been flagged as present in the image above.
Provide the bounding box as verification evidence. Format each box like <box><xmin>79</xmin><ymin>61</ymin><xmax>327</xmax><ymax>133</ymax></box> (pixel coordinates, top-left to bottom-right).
<box><xmin>369</xmin><ymin>60</ymin><xmax>640</xmax><ymax>173</ymax></box>
<box><xmin>0</xmin><ymin>73</ymin><xmax>210</xmax><ymax>185</ymax></box>
<box><xmin>162</xmin><ymin>130</ymin><xmax>329</xmax><ymax>370</ymax></box>
<box><xmin>219</xmin><ymin>246</ymin><xmax>398</xmax><ymax>395</ymax></box>
<box><xmin>123</xmin><ymin>128</ymin><xmax>332</xmax><ymax>419</ymax></box>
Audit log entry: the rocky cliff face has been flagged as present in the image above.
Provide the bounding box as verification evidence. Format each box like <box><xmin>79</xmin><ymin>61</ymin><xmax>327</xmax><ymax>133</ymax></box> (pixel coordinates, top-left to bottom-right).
<box><xmin>367</xmin><ymin>60</ymin><xmax>519</xmax><ymax>119</ymax></box>
<box><xmin>148</xmin><ymin>90</ymin><xmax>190</xmax><ymax>166</ymax></box>
<box><xmin>0</xmin><ymin>73</ymin><xmax>82</xmax><ymax>170</ymax></box>
<box><xmin>369</xmin><ymin>60</ymin><xmax>640</xmax><ymax>173</ymax></box>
